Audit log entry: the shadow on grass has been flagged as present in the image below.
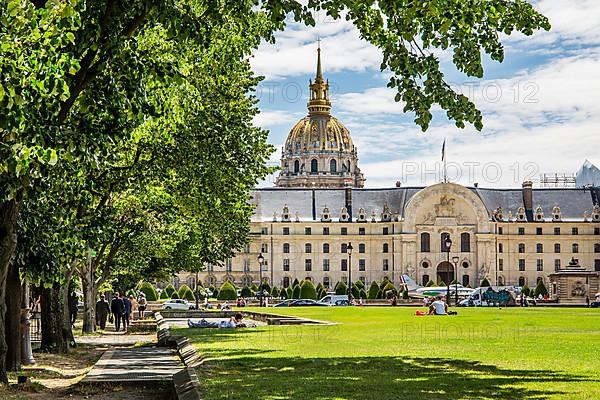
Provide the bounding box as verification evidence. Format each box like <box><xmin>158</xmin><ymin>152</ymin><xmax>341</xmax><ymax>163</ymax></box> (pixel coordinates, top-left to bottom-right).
<box><xmin>200</xmin><ymin>355</ymin><xmax>592</xmax><ymax>400</ymax></box>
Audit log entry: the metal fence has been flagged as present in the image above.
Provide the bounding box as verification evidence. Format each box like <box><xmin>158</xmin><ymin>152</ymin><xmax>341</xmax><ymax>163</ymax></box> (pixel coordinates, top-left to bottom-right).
<box><xmin>30</xmin><ymin>311</ymin><xmax>41</xmax><ymax>344</ymax></box>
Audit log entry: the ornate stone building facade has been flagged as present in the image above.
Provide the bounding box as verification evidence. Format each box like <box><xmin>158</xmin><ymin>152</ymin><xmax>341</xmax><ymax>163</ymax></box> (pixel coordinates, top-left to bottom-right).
<box><xmin>175</xmin><ymin>49</ymin><xmax>600</xmax><ymax>303</ymax></box>
<box><xmin>275</xmin><ymin>46</ymin><xmax>364</xmax><ymax>188</ymax></box>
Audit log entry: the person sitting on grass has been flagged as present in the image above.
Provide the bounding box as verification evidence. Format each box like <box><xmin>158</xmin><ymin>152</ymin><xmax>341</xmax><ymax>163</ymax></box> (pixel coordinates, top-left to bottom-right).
<box><xmin>187</xmin><ymin>312</ymin><xmax>248</xmax><ymax>329</ymax></box>
<box><xmin>429</xmin><ymin>295</ymin><xmax>448</xmax><ymax>315</ymax></box>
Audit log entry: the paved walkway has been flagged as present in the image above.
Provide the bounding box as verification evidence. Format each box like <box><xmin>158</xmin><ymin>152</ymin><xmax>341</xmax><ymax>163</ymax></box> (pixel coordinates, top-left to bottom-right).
<box><xmin>82</xmin><ymin>346</ymin><xmax>182</xmax><ymax>383</ymax></box>
<box><xmin>76</xmin><ymin>333</ymin><xmax>157</xmax><ymax>346</ymax></box>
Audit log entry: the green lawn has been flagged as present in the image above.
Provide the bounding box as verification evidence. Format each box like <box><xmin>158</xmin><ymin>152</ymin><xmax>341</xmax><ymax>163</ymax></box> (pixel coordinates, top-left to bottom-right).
<box><xmin>175</xmin><ymin>307</ymin><xmax>600</xmax><ymax>399</ymax></box>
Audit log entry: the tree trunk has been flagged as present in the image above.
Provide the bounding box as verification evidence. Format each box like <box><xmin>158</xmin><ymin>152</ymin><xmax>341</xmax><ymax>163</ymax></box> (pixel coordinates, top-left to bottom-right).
<box><xmin>0</xmin><ymin>199</ymin><xmax>20</xmax><ymax>384</ymax></box>
<box><xmin>41</xmin><ymin>283</ymin><xmax>71</xmax><ymax>353</ymax></box>
<box><xmin>81</xmin><ymin>254</ymin><xmax>96</xmax><ymax>333</ymax></box>
<box><xmin>4</xmin><ymin>262</ymin><xmax>22</xmax><ymax>371</ymax></box>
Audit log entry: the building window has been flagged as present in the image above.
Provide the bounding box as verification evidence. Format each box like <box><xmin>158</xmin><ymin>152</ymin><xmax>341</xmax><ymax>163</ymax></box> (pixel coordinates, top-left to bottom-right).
<box><xmin>359</xmin><ymin>227</ymin><xmax>366</xmax><ymax>235</ymax></box>
<box><xmin>572</xmin><ymin>227</ymin><xmax>578</xmax><ymax>235</ymax></box>
<box><xmin>305</xmin><ymin>227</ymin><xmax>312</xmax><ymax>235</ymax></box>
<box><xmin>283</xmin><ymin>277</ymin><xmax>290</xmax><ymax>288</ymax></box>
<box><xmin>207</xmin><ymin>263</ymin><xmax>214</xmax><ymax>272</ymax></box>
<box><xmin>383</xmin><ymin>243</ymin><xmax>389</xmax><ymax>253</ymax></box>
<box><xmin>283</xmin><ymin>243</ymin><xmax>290</xmax><ymax>253</ymax></box>
<box><xmin>519</xmin><ymin>259</ymin><xmax>525</xmax><ymax>271</ymax></box>
<box><xmin>341</xmin><ymin>227</ymin><xmax>348</xmax><ymax>235</ymax></box>
<box><xmin>283</xmin><ymin>227</ymin><xmax>290</xmax><ymax>235</ymax></box>
<box><xmin>359</xmin><ymin>243</ymin><xmax>366</xmax><ymax>253</ymax></box>
<box><xmin>305</xmin><ymin>243</ymin><xmax>312</xmax><ymax>253</ymax></box>
<box><xmin>461</xmin><ymin>233</ymin><xmax>470</xmax><ymax>252</ymax></box>
<box><xmin>518</xmin><ymin>276</ymin><xmax>526</xmax><ymax>287</ymax></box>
<box><xmin>422</xmin><ymin>274</ymin><xmax>430</xmax><ymax>286</ymax></box>
<box><xmin>498</xmin><ymin>259</ymin><xmax>504</xmax><ymax>271</ymax></box>
<box><xmin>341</xmin><ymin>243</ymin><xmax>348</xmax><ymax>253</ymax></box>
<box><xmin>594</xmin><ymin>243</ymin><xmax>600</xmax><ymax>253</ymax></box>
<box><xmin>554</xmin><ymin>243</ymin><xmax>560</xmax><ymax>253</ymax></box>
<box><xmin>383</xmin><ymin>227</ymin><xmax>389</xmax><ymax>235</ymax></box>
<box><xmin>537</xmin><ymin>259</ymin><xmax>543</xmax><ymax>271</ymax></box>
<box><xmin>595</xmin><ymin>259</ymin><xmax>600</xmax><ymax>271</ymax></box>
<box><xmin>323</xmin><ymin>259</ymin><xmax>330</xmax><ymax>271</ymax></box>
<box><xmin>341</xmin><ymin>259</ymin><xmax>348</xmax><ymax>271</ymax></box>
<box><xmin>243</xmin><ymin>259</ymin><xmax>250</xmax><ymax>272</ymax></box>
<box><xmin>261</xmin><ymin>227</ymin><xmax>268</xmax><ymax>235</ymax></box>
<box><xmin>305</xmin><ymin>259</ymin><xmax>312</xmax><ymax>271</ymax></box>
<box><xmin>323</xmin><ymin>243</ymin><xmax>330</xmax><ymax>253</ymax></box>
<box><xmin>310</xmin><ymin>159</ymin><xmax>318</xmax><ymax>173</ymax></box>
<box><xmin>283</xmin><ymin>259</ymin><xmax>290</xmax><ymax>271</ymax></box>
<box><xmin>518</xmin><ymin>227</ymin><xmax>525</xmax><ymax>235</ymax></box>
<box><xmin>422</xmin><ymin>261</ymin><xmax>429</xmax><ymax>268</ymax></box>
<box><xmin>462</xmin><ymin>274</ymin><xmax>470</xmax><ymax>287</ymax></box>
<box><xmin>554</xmin><ymin>227</ymin><xmax>560</xmax><ymax>235</ymax></box>
<box><xmin>554</xmin><ymin>259</ymin><xmax>561</xmax><ymax>271</ymax></box>
<box><xmin>462</xmin><ymin>261</ymin><xmax>469</xmax><ymax>269</ymax></box>
<box><xmin>498</xmin><ymin>243</ymin><xmax>503</xmax><ymax>253</ymax></box>
<box><xmin>498</xmin><ymin>227</ymin><xmax>503</xmax><ymax>235</ymax></box>
<box><xmin>536</xmin><ymin>227</ymin><xmax>543</xmax><ymax>235</ymax></box>
<box><xmin>421</xmin><ymin>232</ymin><xmax>431</xmax><ymax>252</ymax></box>
<box><xmin>572</xmin><ymin>243</ymin><xmax>579</xmax><ymax>253</ymax></box>
<box><xmin>330</xmin><ymin>159</ymin><xmax>337</xmax><ymax>172</ymax></box>
<box><xmin>323</xmin><ymin>227</ymin><xmax>330</xmax><ymax>235</ymax></box>
<box><xmin>323</xmin><ymin>276</ymin><xmax>330</xmax><ymax>288</ymax></box>
<box><xmin>359</xmin><ymin>259</ymin><xmax>366</xmax><ymax>271</ymax></box>
<box><xmin>225</xmin><ymin>261</ymin><xmax>232</xmax><ymax>273</ymax></box>
<box><xmin>383</xmin><ymin>259</ymin><xmax>389</xmax><ymax>271</ymax></box>
<box><xmin>261</xmin><ymin>243</ymin><xmax>268</xmax><ymax>253</ymax></box>
<box><xmin>595</xmin><ymin>227</ymin><xmax>600</xmax><ymax>235</ymax></box>
<box><xmin>518</xmin><ymin>243</ymin><xmax>525</xmax><ymax>253</ymax></box>
<box><xmin>536</xmin><ymin>243</ymin><xmax>543</xmax><ymax>253</ymax></box>
<box><xmin>243</xmin><ymin>244</ymin><xmax>250</xmax><ymax>253</ymax></box>
<box><xmin>440</xmin><ymin>233</ymin><xmax>451</xmax><ymax>252</ymax></box>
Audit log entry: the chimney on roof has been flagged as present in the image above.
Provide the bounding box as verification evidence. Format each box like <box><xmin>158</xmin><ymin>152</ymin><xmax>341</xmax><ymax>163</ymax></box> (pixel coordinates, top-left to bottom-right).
<box><xmin>345</xmin><ymin>187</ymin><xmax>353</xmax><ymax>222</ymax></box>
<box><xmin>522</xmin><ymin>181</ymin><xmax>534</xmax><ymax>221</ymax></box>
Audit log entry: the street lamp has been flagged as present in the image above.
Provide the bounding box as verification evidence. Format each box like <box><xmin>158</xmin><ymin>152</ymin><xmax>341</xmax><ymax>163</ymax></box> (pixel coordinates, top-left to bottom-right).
<box><xmin>257</xmin><ymin>253</ymin><xmax>265</xmax><ymax>307</ymax></box>
<box><xmin>444</xmin><ymin>236</ymin><xmax>452</xmax><ymax>304</ymax></box>
<box><xmin>452</xmin><ymin>256</ymin><xmax>460</xmax><ymax>306</ymax></box>
<box><xmin>347</xmin><ymin>242</ymin><xmax>353</xmax><ymax>303</ymax></box>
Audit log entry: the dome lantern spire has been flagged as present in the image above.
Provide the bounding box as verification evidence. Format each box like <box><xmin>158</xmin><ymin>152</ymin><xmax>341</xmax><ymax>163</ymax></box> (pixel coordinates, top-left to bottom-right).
<box><xmin>308</xmin><ymin>40</ymin><xmax>331</xmax><ymax>115</ymax></box>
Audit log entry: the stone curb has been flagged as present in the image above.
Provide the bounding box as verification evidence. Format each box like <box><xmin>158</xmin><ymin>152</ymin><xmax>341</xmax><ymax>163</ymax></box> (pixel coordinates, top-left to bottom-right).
<box><xmin>173</xmin><ymin>367</ymin><xmax>203</xmax><ymax>400</ymax></box>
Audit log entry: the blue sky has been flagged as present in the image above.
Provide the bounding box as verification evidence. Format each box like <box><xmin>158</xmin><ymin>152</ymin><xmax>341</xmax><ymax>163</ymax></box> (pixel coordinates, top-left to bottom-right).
<box><xmin>251</xmin><ymin>1</ymin><xmax>600</xmax><ymax>188</ymax></box>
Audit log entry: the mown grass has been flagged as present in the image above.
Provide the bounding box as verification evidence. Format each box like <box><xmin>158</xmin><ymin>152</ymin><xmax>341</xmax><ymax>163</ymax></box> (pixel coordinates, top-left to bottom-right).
<box><xmin>175</xmin><ymin>307</ymin><xmax>600</xmax><ymax>399</ymax></box>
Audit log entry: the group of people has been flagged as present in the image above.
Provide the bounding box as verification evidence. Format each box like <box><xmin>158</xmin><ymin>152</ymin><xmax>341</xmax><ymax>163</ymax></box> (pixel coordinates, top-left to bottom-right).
<box><xmin>95</xmin><ymin>292</ymin><xmax>147</xmax><ymax>332</ymax></box>
<box><xmin>417</xmin><ymin>295</ymin><xmax>457</xmax><ymax>315</ymax></box>
<box><xmin>187</xmin><ymin>312</ymin><xmax>250</xmax><ymax>329</ymax></box>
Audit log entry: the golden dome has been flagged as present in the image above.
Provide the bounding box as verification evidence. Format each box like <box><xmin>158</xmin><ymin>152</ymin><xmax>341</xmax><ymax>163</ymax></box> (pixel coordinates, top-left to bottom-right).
<box><xmin>284</xmin><ymin>114</ymin><xmax>354</xmax><ymax>153</ymax></box>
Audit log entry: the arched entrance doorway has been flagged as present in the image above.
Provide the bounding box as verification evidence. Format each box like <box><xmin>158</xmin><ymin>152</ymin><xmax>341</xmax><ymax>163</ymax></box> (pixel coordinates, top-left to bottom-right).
<box><xmin>437</xmin><ymin>261</ymin><xmax>454</xmax><ymax>285</ymax></box>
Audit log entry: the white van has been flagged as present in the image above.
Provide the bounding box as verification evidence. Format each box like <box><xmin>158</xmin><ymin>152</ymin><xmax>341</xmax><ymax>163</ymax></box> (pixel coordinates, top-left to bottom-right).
<box><xmin>317</xmin><ymin>295</ymin><xmax>349</xmax><ymax>306</ymax></box>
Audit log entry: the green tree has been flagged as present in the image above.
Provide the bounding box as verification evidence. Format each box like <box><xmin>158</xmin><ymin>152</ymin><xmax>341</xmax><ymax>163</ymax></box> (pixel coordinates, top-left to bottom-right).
<box><xmin>534</xmin><ymin>281</ymin><xmax>548</xmax><ymax>297</ymax></box>
<box><xmin>286</xmin><ymin>287</ymin><xmax>293</xmax><ymax>299</ymax></box>
<box><xmin>368</xmin><ymin>281</ymin><xmax>380</xmax><ymax>299</ymax></box>
<box><xmin>159</xmin><ymin>290</ymin><xmax>170</xmax><ymax>300</ymax></box>
<box><xmin>178</xmin><ymin>284</ymin><xmax>193</xmax><ymax>299</ymax></box>
<box><xmin>217</xmin><ymin>282</ymin><xmax>237</xmax><ymax>301</ymax></box>
<box><xmin>299</xmin><ymin>280</ymin><xmax>317</xmax><ymax>300</ymax></box>
<box><xmin>171</xmin><ymin>292</ymin><xmax>181</xmax><ymax>300</ymax></box>
<box><xmin>138</xmin><ymin>282</ymin><xmax>158</xmax><ymax>301</ymax></box>
<box><xmin>240</xmin><ymin>287</ymin><xmax>253</xmax><ymax>298</ymax></box>
<box><xmin>270</xmin><ymin>287</ymin><xmax>280</xmax><ymax>298</ymax></box>
<box><xmin>522</xmin><ymin>285</ymin><xmax>531</xmax><ymax>297</ymax></box>
<box><xmin>358</xmin><ymin>289</ymin><xmax>367</xmax><ymax>300</ymax></box>
<box><xmin>480</xmin><ymin>278</ymin><xmax>492</xmax><ymax>287</ymax></box>
<box><xmin>335</xmin><ymin>282</ymin><xmax>347</xmax><ymax>296</ymax></box>
<box><xmin>382</xmin><ymin>282</ymin><xmax>397</xmax><ymax>298</ymax></box>
<box><xmin>292</xmin><ymin>285</ymin><xmax>301</xmax><ymax>299</ymax></box>
<box><xmin>426</xmin><ymin>280</ymin><xmax>436</xmax><ymax>287</ymax></box>
<box><xmin>164</xmin><ymin>284</ymin><xmax>177</xmax><ymax>297</ymax></box>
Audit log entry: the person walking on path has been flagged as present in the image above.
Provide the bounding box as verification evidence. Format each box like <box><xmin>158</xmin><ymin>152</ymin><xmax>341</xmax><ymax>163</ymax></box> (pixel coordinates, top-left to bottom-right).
<box><xmin>129</xmin><ymin>295</ymin><xmax>138</xmax><ymax>321</ymax></box>
<box><xmin>110</xmin><ymin>293</ymin><xmax>125</xmax><ymax>332</ymax></box>
<box><xmin>68</xmin><ymin>292</ymin><xmax>79</xmax><ymax>327</ymax></box>
<box><xmin>138</xmin><ymin>293</ymin><xmax>147</xmax><ymax>320</ymax></box>
<box><xmin>122</xmin><ymin>293</ymin><xmax>131</xmax><ymax>332</ymax></box>
<box><xmin>95</xmin><ymin>295</ymin><xmax>111</xmax><ymax>330</ymax></box>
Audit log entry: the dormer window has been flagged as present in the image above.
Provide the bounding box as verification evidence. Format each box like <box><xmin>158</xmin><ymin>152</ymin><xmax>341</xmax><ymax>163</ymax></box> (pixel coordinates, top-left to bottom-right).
<box><xmin>321</xmin><ymin>207</ymin><xmax>331</xmax><ymax>222</ymax></box>
<box><xmin>552</xmin><ymin>206</ymin><xmax>561</xmax><ymax>222</ymax></box>
<box><xmin>340</xmin><ymin>207</ymin><xmax>349</xmax><ymax>222</ymax></box>
<box><xmin>535</xmin><ymin>206</ymin><xmax>544</xmax><ymax>221</ymax></box>
<box><xmin>593</xmin><ymin>204</ymin><xmax>600</xmax><ymax>222</ymax></box>
<box><xmin>357</xmin><ymin>208</ymin><xmax>366</xmax><ymax>222</ymax></box>
<box><xmin>517</xmin><ymin>207</ymin><xmax>526</xmax><ymax>222</ymax></box>
<box><xmin>282</xmin><ymin>206</ymin><xmax>291</xmax><ymax>222</ymax></box>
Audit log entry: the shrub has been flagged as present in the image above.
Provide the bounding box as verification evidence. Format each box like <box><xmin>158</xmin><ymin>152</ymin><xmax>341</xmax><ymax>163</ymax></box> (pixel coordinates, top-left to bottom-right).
<box><xmin>534</xmin><ymin>281</ymin><xmax>548</xmax><ymax>297</ymax></box>
<box><xmin>217</xmin><ymin>281</ymin><xmax>237</xmax><ymax>300</ymax></box>
<box><xmin>250</xmin><ymin>284</ymin><xmax>259</xmax><ymax>292</ymax></box>
<box><xmin>240</xmin><ymin>286</ymin><xmax>253</xmax><ymax>298</ymax></box>
<box><xmin>522</xmin><ymin>285</ymin><xmax>530</xmax><ymax>297</ymax></box>
<box><xmin>286</xmin><ymin>287</ymin><xmax>293</xmax><ymax>299</ymax></box>
<box><xmin>335</xmin><ymin>282</ymin><xmax>347</xmax><ymax>296</ymax></box>
<box><xmin>480</xmin><ymin>278</ymin><xmax>491</xmax><ymax>287</ymax></box>
<box><xmin>351</xmin><ymin>285</ymin><xmax>360</xmax><ymax>299</ymax></box>
<box><xmin>208</xmin><ymin>285</ymin><xmax>217</xmax><ymax>298</ymax></box>
<box><xmin>260</xmin><ymin>282</ymin><xmax>271</xmax><ymax>294</ymax></box>
<box><xmin>376</xmin><ymin>289</ymin><xmax>383</xmax><ymax>299</ymax></box>
<box><xmin>271</xmin><ymin>287</ymin><xmax>280</xmax><ymax>298</ymax></box>
<box><xmin>426</xmin><ymin>280</ymin><xmax>435</xmax><ymax>287</ymax></box>
<box><xmin>299</xmin><ymin>280</ymin><xmax>317</xmax><ymax>300</ymax></box>
<box><xmin>402</xmin><ymin>290</ymin><xmax>410</xmax><ymax>299</ymax></box>
<box><xmin>126</xmin><ymin>289</ymin><xmax>137</xmax><ymax>298</ymax></box>
<box><xmin>379</xmin><ymin>277</ymin><xmax>390</xmax><ymax>290</ymax></box>
<box><xmin>159</xmin><ymin>290</ymin><xmax>170</xmax><ymax>300</ymax></box>
<box><xmin>358</xmin><ymin>288</ymin><xmax>367</xmax><ymax>299</ymax></box>
<box><xmin>164</xmin><ymin>284</ymin><xmax>176</xmax><ymax>297</ymax></box>
<box><xmin>138</xmin><ymin>282</ymin><xmax>158</xmax><ymax>301</ymax></box>
<box><xmin>292</xmin><ymin>278</ymin><xmax>300</xmax><ymax>288</ymax></box>
<box><xmin>292</xmin><ymin>285</ymin><xmax>301</xmax><ymax>299</ymax></box>
<box><xmin>317</xmin><ymin>288</ymin><xmax>326</xmax><ymax>299</ymax></box>
<box><xmin>354</xmin><ymin>280</ymin><xmax>365</xmax><ymax>290</ymax></box>
<box><xmin>315</xmin><ymin>283</ymin><xmax>324</xmax><ymax>294</ymax></box>
<box><xmin>382</xmin><ymin>282</ymin><xmax>397</xmax><ymax>298</ymax></box>
<box><xmin>450</xmin><ymin>279</ymin><xmax>458</xmax><ymax>285</ymax></box>
<box><xmin>171</xmin><ymin>292</ymin><xmax>180</xmax><ymax>299</ymax></box>
<box><xmin>178</xmin><ymin>284</ymin><xmax>192</xmax><ymax>299</ymax></box>
<box><xmin>367</xmin><ymin>281</ymin><xmax>380</xmax><ymax>299</ymax></box>
<box><xmin>180</xmin><ymin>287</ymin><xmax>196</xmax><ymax>301</ymax></box>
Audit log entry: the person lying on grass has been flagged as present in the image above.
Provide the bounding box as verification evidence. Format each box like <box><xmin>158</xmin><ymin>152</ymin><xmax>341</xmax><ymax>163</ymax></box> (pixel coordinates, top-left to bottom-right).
<box><xmin>187</xmin><ymin>312</ymin><xmax>255</xmax><ymax>328</ymax></box>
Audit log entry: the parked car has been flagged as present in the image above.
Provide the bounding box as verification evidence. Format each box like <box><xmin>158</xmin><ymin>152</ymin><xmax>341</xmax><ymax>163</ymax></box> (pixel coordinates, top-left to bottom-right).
<box><xmin>317</xmin><ymin>295</ymin><xmax>349</xmax><ymax>306</ymax></box>
<box><xmin>288</xmin><ymin>299</ymin><xmax>328</xmax><ymax>307</ymax></box>
<box><xmin>273</xmin><ymin>299</ymin><xmax>295</xmax><ymax>307</ymax></box>
<box><xmin>591</xmin><ymin>301</ymin><xmax>600</xmax><ymax>308</ymax></box>
<box><xmin>161</xmin><ymin>299</ymin><xmax>192</xmax><ymax>310</ymax></box>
